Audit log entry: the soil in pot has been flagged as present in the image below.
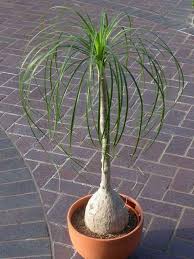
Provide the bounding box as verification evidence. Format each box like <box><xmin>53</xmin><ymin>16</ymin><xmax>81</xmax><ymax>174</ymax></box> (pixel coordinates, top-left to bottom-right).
<box><xmin>72</xmin><ymin>205</ymin><xmax>138</xmax><ymax>239</ymax></box>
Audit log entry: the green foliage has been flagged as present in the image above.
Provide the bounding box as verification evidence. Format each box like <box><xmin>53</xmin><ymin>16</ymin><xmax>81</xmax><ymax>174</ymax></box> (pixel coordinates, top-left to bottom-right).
<box><xmin>19</xmin><ymin>8</ymin><xmax>184</xmax><ymax>161</ymax></box>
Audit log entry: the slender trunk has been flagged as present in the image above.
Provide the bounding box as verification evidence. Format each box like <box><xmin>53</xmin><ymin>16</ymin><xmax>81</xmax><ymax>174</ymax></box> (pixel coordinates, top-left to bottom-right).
<box><xmin>99</xmin><ymin>72</ymin><xmax>111</xmax><ymax>190</ymax></box>
<box><xmin>84</xmin><ymin>69</ymin><xmax>128</xmax><ymax>235</ymax></box>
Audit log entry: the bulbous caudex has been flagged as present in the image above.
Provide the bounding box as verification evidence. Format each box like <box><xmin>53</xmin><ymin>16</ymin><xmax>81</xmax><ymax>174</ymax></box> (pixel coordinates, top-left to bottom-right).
<box><xmin>85</xmin><ymin>187</ymin><xmax>129</xmax><ymax>235</ymax></box>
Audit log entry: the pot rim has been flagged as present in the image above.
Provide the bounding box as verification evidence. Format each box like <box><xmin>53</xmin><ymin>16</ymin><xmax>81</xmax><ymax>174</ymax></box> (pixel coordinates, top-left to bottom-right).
<box><xmin>67</xmin><ymin>193</ymin><xmax>144</xmax><ymax>242</ymax></box>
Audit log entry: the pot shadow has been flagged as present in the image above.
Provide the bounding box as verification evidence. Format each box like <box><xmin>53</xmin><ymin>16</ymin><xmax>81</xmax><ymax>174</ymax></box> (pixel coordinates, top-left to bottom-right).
<box><xmin>73</xmin><ymin>227</ymin><xmax>194</xmax><ymax>259</ymax></box>
<box><xmin>128</xmin><ymin>227</ymin><xmax>194</xmax><ymax>259</ymax></box>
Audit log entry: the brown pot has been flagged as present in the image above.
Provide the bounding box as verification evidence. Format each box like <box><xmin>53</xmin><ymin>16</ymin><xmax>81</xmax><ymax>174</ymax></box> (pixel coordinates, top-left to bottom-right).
<box><xmin>67</xmin><ymin>194</ymin><xmax>143</xmax><ymax>259</ymax></box>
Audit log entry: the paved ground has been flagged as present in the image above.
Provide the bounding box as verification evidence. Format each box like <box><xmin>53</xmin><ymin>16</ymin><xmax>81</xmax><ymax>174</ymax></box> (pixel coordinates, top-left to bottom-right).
<box><xmin>0</xmin><ymin>127</ymin><xmax>51</xmax><ymax>258</ymax></box>
<box><xmin>0</xmin><ymin>0</ymin><xmax>194</xmax><ymax>258</ymax></box>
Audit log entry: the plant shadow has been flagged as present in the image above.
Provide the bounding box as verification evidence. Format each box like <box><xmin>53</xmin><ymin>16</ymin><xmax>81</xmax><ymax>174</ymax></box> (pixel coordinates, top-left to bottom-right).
<box><xmin>128</xmin><ymin>227</ymin><xmax>194</xmax><ymax>259</ymax></box>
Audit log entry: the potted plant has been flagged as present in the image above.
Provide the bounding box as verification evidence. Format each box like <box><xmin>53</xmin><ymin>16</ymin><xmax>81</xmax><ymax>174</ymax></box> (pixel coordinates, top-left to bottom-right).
<box><xmin>19</xmin><ymin>7</ymin><xmax>184</xmax><ymax>259</ymax></box>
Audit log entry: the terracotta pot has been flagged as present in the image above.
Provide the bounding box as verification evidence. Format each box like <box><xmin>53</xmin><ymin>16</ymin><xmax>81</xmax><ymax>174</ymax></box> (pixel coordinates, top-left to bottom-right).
<box><xmin>67</xmin><ymin>194</ymin><xmax>143</xmax><ymax>259</ymax></box>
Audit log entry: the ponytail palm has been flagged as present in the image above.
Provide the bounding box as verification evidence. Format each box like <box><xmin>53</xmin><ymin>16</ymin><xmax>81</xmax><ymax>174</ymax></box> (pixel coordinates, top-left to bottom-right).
<box><xmin>19</xmin><ymin>8</ymin><xmax>184</xmax><ymax>235</ymax></box>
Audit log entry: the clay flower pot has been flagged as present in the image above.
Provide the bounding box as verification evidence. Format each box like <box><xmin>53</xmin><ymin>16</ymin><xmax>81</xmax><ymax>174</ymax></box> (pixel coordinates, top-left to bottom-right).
<box><xmin>67</xmin><ymin>194</ymin><xmax>143</xmax><ymax>259</ymax></box>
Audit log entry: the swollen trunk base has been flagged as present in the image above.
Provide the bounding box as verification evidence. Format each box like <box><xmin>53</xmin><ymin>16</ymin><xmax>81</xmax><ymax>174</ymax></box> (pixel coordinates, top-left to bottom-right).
<box><xmin>84</xmin><ymin>187</ymin><xmax>129</xmax><ymax>235</ymax></box>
